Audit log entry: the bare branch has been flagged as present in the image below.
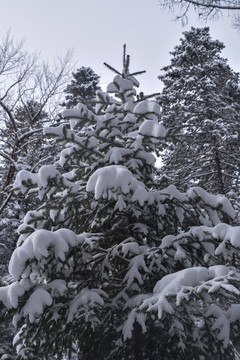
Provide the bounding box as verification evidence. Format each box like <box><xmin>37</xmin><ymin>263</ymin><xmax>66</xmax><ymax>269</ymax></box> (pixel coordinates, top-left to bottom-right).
<box><xmin>159</xmin><ymin>0</ymin><xmax>240</xmax><ymax>23</ymax></box>
<box><xmin>0</xmin><ymin>100</ymin><xmax>18</xmax><ymax>132</ymax></box>
<box><xmin>185</xmin><ymin>0</ymin><xmax>240</xmax><ymax>10</ymax></box>
<box><xmin>0</xmin><ymin>150</ymin><xmax>18</xmax><ymax>169</ymax></box>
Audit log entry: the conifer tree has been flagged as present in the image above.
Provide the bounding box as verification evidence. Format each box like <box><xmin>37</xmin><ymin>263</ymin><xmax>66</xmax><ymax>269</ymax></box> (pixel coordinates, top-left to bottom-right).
<box><xmin>158</xmin><ymin>27</ymin><xmax>240</xmax><ymax>199</ymax></box>
<box><xmin>61</xmin><ymin>66</ymin><xmax>101</xmax><ymax>108</ymax></box>
<box><xmin>1</xmin><ymin>46</ymin><xmax>240</xmax><ymax>360</ymax></box>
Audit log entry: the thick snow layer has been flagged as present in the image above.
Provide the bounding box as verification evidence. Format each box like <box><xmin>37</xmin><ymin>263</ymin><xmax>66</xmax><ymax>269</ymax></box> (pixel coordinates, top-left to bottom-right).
<box><xmin>13</xmin><ymin>170</ymin><xmax>38</xmax><ymax>194</ymax></box>
<box><xmin>187</xmin><ymin>187</ymin><xmax>235</xmax><ymax>220</ymax></box>
<box><xmin>87</xmin><ymin>165</ymin><xmax>148</xmax><ymax>206</ymax></box>
<box><xmin>9</xmin><ymin>229</ymin><xmax>79</xmax><ymax>280</ymax></box>
<box><xmin>107</xmin><ymin>75</ymin><xmax>133</xmax><ymax>93</ymax></box>
<box><xmin>0</xmin><ymin>282</ymin><xmax>25</xmax><ymax>309</ymax></box>
<box><xmin>23</xmin><ymin>288</ymin><xmax>53</xmax><ymax>323</ymax></box>
<box><xmin>61</xmin><ymin>103</ymin><xmax>96</xmax><ymax>123</ymax></box>
<box><xmin>38</xmin><ymin>166</ymin><xmax>60</xmax><ymax>187</ymax></box>
<box><xmin>133</xmin><ymin>100</ymin><xmax>160</xmax><ymax>115</ymax></box>
<box><xmin>14</xmin><ymin>165</ymin><xmax>79</xmax><ymax>199</ymax></box>
<box><xmin>139</xmin><ymin>120</ymin><xmax>166</xmax><ymax>138</ymax></box>
<box><xmin>140</xmin><ymin>265</ymin><xmax>235</xmax><ymax>319</ymax></box>
<box><xmin>227</xmin><ymin>304</ymin><xmax>240</xmax><ymax>323</ymax></box>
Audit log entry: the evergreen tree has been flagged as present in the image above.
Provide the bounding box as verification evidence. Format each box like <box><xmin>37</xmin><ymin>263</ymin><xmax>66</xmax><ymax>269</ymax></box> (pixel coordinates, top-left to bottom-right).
<box><xmin>61</xmin><ymin>66</ymin><xmax>101</xmax><ymax>108</ymax></box>
<box><xmin>1</xmin><ymin>47</ymin><xmax>240</xmax><ymax>359</ymax></box>
<box><xmin>158</xmin><ymin>27</ymin><xmax>240</xmax><ymax>199</ymax></box>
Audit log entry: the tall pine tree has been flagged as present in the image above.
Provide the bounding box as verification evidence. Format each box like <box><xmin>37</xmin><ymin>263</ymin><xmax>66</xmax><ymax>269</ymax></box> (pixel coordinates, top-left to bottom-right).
<box><xmin>158</xmin><ymin>27</ymin><xmax>240</xmax><ymax>199</ymax></box>
<box><xmin>1</xmin><ymin>47</ymin><xmax>240</xmax><ymax>359</ymax></box>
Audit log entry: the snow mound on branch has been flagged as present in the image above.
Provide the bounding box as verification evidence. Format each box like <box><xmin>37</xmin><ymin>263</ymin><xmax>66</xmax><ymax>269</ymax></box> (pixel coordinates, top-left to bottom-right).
<box><xmin>140</xmin><ymin>265</ymin><xmax>233</xmax><ymax>319</ymax></box>
<box><xmin>23</xmin><ymin>288</ymin><xmax>53</xmax><ymax>323</ymax></box>
<box><xmin>13</xmin><ymin>170</ymin><xmax>38</xmax><ymax>194</ymax></box>
<box><xmin>133</xmin><ymin>100</ymin><xmax>160</xmax><ymax>115</ymax></box>
<box><xmin>61</xmin><ymin>103</ymin><xmax>96</xmax><ymax>122</ymax></box>
<box><xmin>139</xmin><ymin>119</ymin><xmax>166</xmax><ymax>138</ymax></box>
<box><xmin>0</xmin><ymin>282</ymin><xmax>25</xmax><ymax>309</ymax></box>
<box><xmin>107</xmin><ymin>75</ymin><xmax>134</xmax><ymax>93</ymax></box>
<box><xmin>86</xmin><ymin>165</ymin><xmax>148</xmax><ymax>205</ymax></box>
<box><xmin>205</xmin><ymin>304</ymin><xmax>231</xmax><ymax>348</ymax></box>
<box><xmin>187</xmin><ymin>187</ymin><xmax>235</xmax><ymax>220</ymax></box>
<box><xmin>9</xmin><ymin>228</ymin><xmax>79</xmax><ymax>280</ymax></box>
<box><xmin>14</xmin><ymin>165</ymin><xmax>79</xmax><ymax>198</ymax></box>
<box><xmin>67</xmin><ymin>287</ymin><xmax>107</xmax><ymax>323</ymax></box>
<box><xmin>14</xmin><ymin>166</ymin><xmax>62</xmax><ymax>192</ymax></box>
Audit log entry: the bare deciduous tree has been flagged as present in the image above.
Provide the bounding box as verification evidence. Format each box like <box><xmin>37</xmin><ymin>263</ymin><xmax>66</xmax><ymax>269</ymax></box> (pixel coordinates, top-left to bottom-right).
<box><xmin>0</xmin><ymin>31</ymin><xmax>73</xmax><ymax>216</ymax></box>
<box><xmin>159</xmin><ymin>0</ymin><xmax>240</xmax><ymax>27</ymax></box>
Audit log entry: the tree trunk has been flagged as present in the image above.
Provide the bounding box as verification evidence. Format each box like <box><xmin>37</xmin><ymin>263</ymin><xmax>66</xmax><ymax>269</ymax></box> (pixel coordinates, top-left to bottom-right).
<box><xmin>214</xmin><ymin>148</ymin><xmax>225</xmax><ymax>195</ymax></box>
<box><xmin>133</xmin><ymin>322</ymin><xmax>143</xmax><ymax>360</ymax></box>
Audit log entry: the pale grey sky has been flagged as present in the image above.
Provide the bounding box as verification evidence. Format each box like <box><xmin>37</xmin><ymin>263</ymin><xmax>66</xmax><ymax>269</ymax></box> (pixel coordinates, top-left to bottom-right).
<box><xmin>0</xmin><ymin>0</ymin><xmax>239</xmax><ymax>94</ymax></box>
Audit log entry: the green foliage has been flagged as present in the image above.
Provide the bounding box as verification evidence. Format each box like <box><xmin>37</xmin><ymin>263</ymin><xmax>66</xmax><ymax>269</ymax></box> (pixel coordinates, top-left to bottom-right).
<box><xmin>1</xmin><ymin>46</ymin><xmax>240</xmax><ymax>360</ymax></box>
<box><xmin>158</xmin><ymin>27</ymin><xmax>240</xmax><ymax>198</ymax></box>
<box><xmin>61</xmin><ymin>66</ymin><xmax>101</xmax><ymax>109</ymax></box>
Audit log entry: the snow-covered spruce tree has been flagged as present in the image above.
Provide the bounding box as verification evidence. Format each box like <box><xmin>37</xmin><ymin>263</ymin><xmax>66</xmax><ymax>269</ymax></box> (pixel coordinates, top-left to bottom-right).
<box><xmin>61</xmin><ymin>66</ymin><xmax>101</xmax><ymax>109</ymax></box>
<box><xmin>158</xmin><ymin>27</ymin><xmax>240</xmax><ymax>199</ymax></box>
<box><xmin>1</xmin><ymin>47</ymin><xmax>240</xmax><ymax>359</ymax></box>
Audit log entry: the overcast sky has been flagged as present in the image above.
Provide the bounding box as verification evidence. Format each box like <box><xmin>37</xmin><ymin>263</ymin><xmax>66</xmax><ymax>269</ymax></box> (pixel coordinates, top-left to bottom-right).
<box><xmin>0</xmin><ymin>0</ymin><xmax>239</xmax><ymax>94</ymax></box>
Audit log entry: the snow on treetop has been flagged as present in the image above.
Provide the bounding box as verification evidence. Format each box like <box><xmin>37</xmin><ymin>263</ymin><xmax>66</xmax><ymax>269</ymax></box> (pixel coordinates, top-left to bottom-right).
<box><xmin>86</xmin><ymin>165</ymin><xmax>148</xmax><ymax>206</ymax></box>
<box><xmin>133</xmin><ymin>100</ymin><xmax>160</xmax><ymax>116</ymax></box>
<box><xmin>107</xmin><ymin>75</ymin><xmax>134</xmax><ymax>93</ymax></box>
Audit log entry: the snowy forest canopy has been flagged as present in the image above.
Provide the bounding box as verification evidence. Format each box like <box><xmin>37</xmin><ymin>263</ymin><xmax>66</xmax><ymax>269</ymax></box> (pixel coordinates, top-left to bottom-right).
<box><xmin>0</xmin><ymin>28</ymin><xmax>240</xmax><ymax>360</ymax></box>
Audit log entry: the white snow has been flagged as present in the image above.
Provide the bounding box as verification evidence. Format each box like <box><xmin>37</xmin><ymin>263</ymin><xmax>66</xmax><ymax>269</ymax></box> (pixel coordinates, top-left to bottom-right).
<box><xmin>61</xmin><ymin>103</ymin><xmax>97</xmax><ymax>125</ymax></box>
<box><xmin>13</xmin><ymin>170</ymin><xmax>38</xmax><ymax>194</ymax></box>
<box><xmin>227</xmin><ymin>304</ymin><xmax>240</xmax><ymax>323</ymax></box>
<box><xmin>14</xmin><ymin>165</ymin><xmax>79</xmax><ymax>200</ymax></box>
<box><xmin>0</xmin><ymin>282</ymin><xmax>25</xmax><ymax>309</ymax></box>
<box><xmin>67</xmin><ymin>288</ymin><xmax>106</xmax><ymax>323</ymax></box>
<box><xmin>140</xmin><ymin>265</ymin><xmax>235</xmax><ymax>319</ymax></box>
<box><xmin>38</xmin><ymin>166</ymin><xmax>60</xmax><ymax>187</ymax></box>
<box><xmin>133</xmin><ymin>100</ymin><xmax>160</xmax><ymax>115</ymax></box>
<box><xmin>187</xmin><ymin>187</ymin><xmax>235</xmax><ymax>220</ymax></box>
<box><xmin>107</xmin><ymin>75</ymin><xmax>133</xmax><ymax>93</ymax></box>
<box><xmin>122</xmin><ymin>309</ymin><xmax>146</xmax><ymax>341</ymax></box>
<box><xmin>205</xmin><ymin>304</ymin><xmax>230</xmax><ymax>348</ymax></box>
<box><xmin>87</xmin><ymin>165</ymin><xmax>148</xmax><ymax>206</ymax></box>
<box><xmin>139</xmin><ymin>119</ymin><xmax>166</xmax><ymax>138</ymax></box>
<box><xmin>104</xmin><ymin>147</ymin><xmax>132</xmax><ymax>164</ymax></box>
<box><xmin>123</xmin><ymin>254</ymin><xmax>148</xmax><ymax>288</ymax></box>
<box><xmin>9</xmin><ymin>229</ymin><xmax>79</xmax><ymax>280</ymax></box>
<box><xmin>23</xmin><ymin>288</ymin><xmax>53</xmax><ymax>323</ymax></box>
